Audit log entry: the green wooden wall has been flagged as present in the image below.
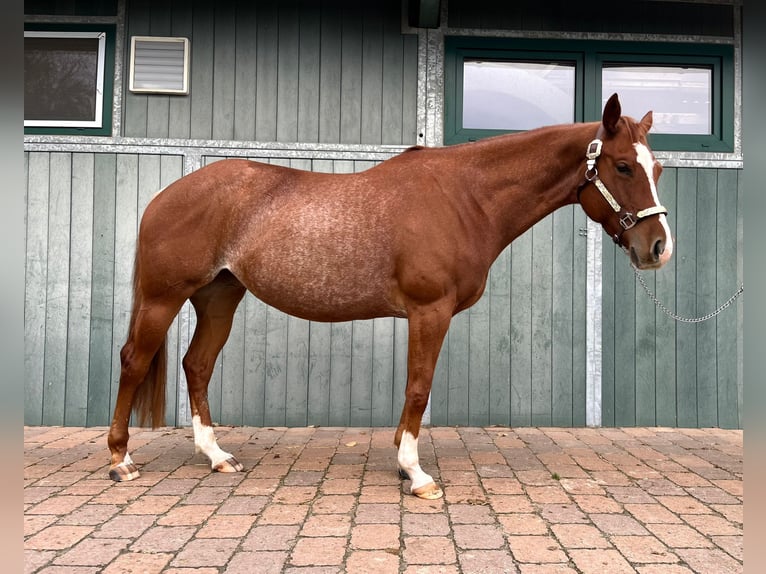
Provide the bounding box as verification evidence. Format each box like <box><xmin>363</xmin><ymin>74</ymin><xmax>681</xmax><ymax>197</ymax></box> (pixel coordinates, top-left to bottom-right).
<box><xmin>602</xmin><ymin>167</ymin><xmax>743</xmax><ymax>429</ymax></box>
<box><xmin>123</xmin><ymin>0</ymin><xmax>419</xmax><ymax>145</ymax></box>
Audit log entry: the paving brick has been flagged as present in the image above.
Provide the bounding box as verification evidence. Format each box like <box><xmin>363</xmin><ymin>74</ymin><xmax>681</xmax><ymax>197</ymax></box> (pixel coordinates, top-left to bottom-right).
<box><xmin>507</xmin><ymin>535</ymin><xmax>566</xmax><ymax>563</ymax></box>
<box><xmin>93</xmin><ymin>514</ymin><xmax>156</xmax><ymax>539</ymax></box>
<box><xmin>498</xmin><ymin>514</ymin><xmax>549</xmax><ymax>536</ymax></box>
<box><xmin>53</xmin><ymin>538</ymin><xmax>129</xmax><ymax>566</ymax></box>
<box><xmin>518</xmin><ymin>564</ymin><xmax>578</xmax><ymax>574</ymax></box>
<box><xmin>26</xmin><ymin>525</ymin><xmax>94</xmax><ymax>550</ymax></box>
<box><xmin>524</xmin><ymin>486</ymin><xmax>571</xmax><ymax>504</ymax></box>
<box><xmin>453</xmin><ymin>523</ymin><xmax>506</xmax><ymax>549</ymax></box>
<box><xmin>171</xmin><ymin>538</ymin><xmax>240</xmax><ymax>568</ymax></box>
<box><xmin>675</xmin><ymin>547</ymin><xmax>742</xmax><ymax>574</ymax></box>
<box><xmin>121</xmin><ymin>495</ymin><xmax>179</xmax><ymax>515</ymax></box>
<box><xmin>447</xmin><ymin>503</ymin><xmax>495</xmax><ymax>524</ymax></box>
<box><xmin>354</xmin><ymin>503</ymin><xmax>400</xmax><ymax>524</ymax></box>
<box><xmin>27</xmin><ymin>495</ymin><xmax>92</xmax><ymax>515</ymax></box>
<box><xmin>259</xmin><ymin>504</ymin><xmax>310</xmax><ymax>525</ymax></box>
<box><xmin>680</xmin><ymin>513</ymin><xmax>741</xmax><ymax>536</ymax></box>
<box><xmin>157</xmin><ymin>504</ymin><xmax>216</xmax><ymax>526</ymax></box>
<box><xmin>459</xmin><ymin>549</ymin><xmax>518</xmax><ymax>573</ymax></box>
<box><xmin>289</xmin><ymin>537</ymin><xmax>347</xmax><ymax>566</ymax></box>
<box><xmin>572</xmin><ymin>494</ymin><xmax>623</xmax><ymax>513</ymax></box>
<box><xmin>224</xmin><ymin>551</ymin><xmax>287</xmax><ymax>574</ymax></box>
<box><xmin>197</xmin><ymin>514</ymin><xmax>257</xmax><ymax>538</ymax></box>
<box><xmin>623</xmin><ymin>503</ymin><xmax>683</xmax><ymax>524</ymax></box>
<box><xmin>550</xmin><ymin>524</ymin><xmax>611</xmax><ymax>549</ymax></box>
<box><xmin>569</xmin><ymin>549</ymin><xmax>635</xmax><ymax>574</ymax></box>
<box><xmin>402</xmin><ymin>512</ymin><xmax>451</xmax><ymax>536</ymax></box>
<box><xmin>346</xmin><ymin>550</ymin><xmax>400</xmax><ymax>574</ymax></box>
<box><xmin>100</xmin><ymin>551</ymin><xmax>174</xmax><ymax>574</ymax></box>
<box><xmin>403</xmin><ymin>536</ymin><xmax>457</xmax><ymax>565</ymax></box>
<box><xmin>610</xmin><ymin>535</ymin><xmax>677</xmax><ymax>563</ymax></box>
<box><xmin>350</xmin><ymin>523</ymin><xmax>400</xmax><ymax>550</ymax></box>
<box><xmin>300</xmin><ymin>514</ymin><xmax>352</xmax><ymax>538</ymax></box>
<box><xmin>589</xmin><ymin>513</ymin><xmax>649</xmax><ymax>535</ymax></box>
<box><xmin>242</xmin><ymin>525</ymin><xmax>300</xmax><ymax>551</ymax></box>
<box><xmin>130</xmin><ymin>526</ymin><xmax>197</xmax><ymax>553</ymax></box>
<box><xmin>645</xmin><ymin>523</ymin><xmax>714</xmax><ymax>548</ymax></box>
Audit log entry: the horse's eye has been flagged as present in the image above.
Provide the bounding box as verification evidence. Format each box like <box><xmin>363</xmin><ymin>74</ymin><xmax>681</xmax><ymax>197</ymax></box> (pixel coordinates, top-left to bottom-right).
<box><xmin>616</xmin><ymin>163</ymin><xmax>633</xmax><ymax>176</ymax></box>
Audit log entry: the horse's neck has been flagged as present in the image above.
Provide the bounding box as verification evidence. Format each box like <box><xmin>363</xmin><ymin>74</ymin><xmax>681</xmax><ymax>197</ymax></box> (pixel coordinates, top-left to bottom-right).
<box><xmin>446</xmin><ymin>122</ymin><xmax>599</xmax><ymax>257</ymax></box>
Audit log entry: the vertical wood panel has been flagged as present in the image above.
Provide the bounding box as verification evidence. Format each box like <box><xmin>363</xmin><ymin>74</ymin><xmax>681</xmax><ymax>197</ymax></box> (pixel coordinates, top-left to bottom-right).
<box><xmin>233</xmin><ymin>1</ymin><xmax>257</xmax><ymax>141</ymax></box>
<box><xmin>510</xmin><ymin>229</ymin><xmax>533</xmax><ymax>426</ymax></box>
<box><xmin>716</xmin><ymin>170</ymin><xmax>739</xmax><ymax>428</ymax></box>
<box><xmin>530</xmin><ymin>216</ymin><xmax>553</xmax><ymax>426</ymax></box>
<box><xmin>243</xmin><ymin>294</ymin><xmax>268</xmax><ymax>426</ymax></box>
<box><xmin>146</xmin><ymin>0</ymin><xmax>172</xmax><ymax>138</ymax></box>
<box><xmin>42</xmin><ymin>153</ymin><xmax>72</xmax><ymax>425</ymax></box>
<box><xmin>318</xmin><ymin>5</ymin><xmax>342</xmax><ymax>143</ymax></box>
<box><xmin>552</xmin><ymin>207</ymin><xmax>574</xmax><ymax>426</ymax></box>
<box><xmin>371</xmin><ymin>318</ymin><xmax>395</xmax><ymax>426</ymax></box>
<box><xmin>276</xmin><ymin>1</ymin><xmax>300</xmax><ymax>142</ymax></box>
<box><xmin>168</xmin><ymin>0</ymin><xmax>193</xmax><ymax>139</ymax></box>
<box><xmin>571</xmin><ymin>207</ymin><xmax>587</xmax><ymax>427</ymax></box>
<box><xmin>695</xmin><ymin>169</ymin><xmax>719</xmax><ymax>427</ymax></box>
<box><xmin>255</xmin><ymin>1</ymin><xmax>279</xmax><ymax>141</ymax></box>
<box><xmin>655</xmin><ymin>168</ymin><xmax>678</xmax><ymax>426</ymax></box>
<box><xmin>468</xmin><ymin>275</ymin><xmax>491</xmax><ymax>425</ymax></box>
<box><xmin>675</xmin><ymin>169</ymin><xmax>698</xmax><ymax>427</ymax></box>
<box><xmin>65</xmin><ymin>154</ymin><xmax>94</xmax><ymax>426</ymax></box>
<box><xmin>124</xmin><ymin>0</ymin><xmax>150</xmax><ymax>137</ymax></box>
<box><xmin>297</xmin><ymin>3</ymin><xmax>321</xmax><ymax>143</ymax></box>
<box><xmin>87</xmin><ymin>154</ymin><xmax>117</xmax><ymax>426</ymax></box>
<box><xmin>488</xmin><ymin>247</ymin><xmax>511</xmax><ymax>425</ymax></box>
<box><xmin>340</xmin><ymin>8</ymin><xmax>363</xmax><ymax>143</ymax></box>
<box><xmin>190</xmin><ymin>1</ymin><xmax>214</xmax><ymax>139</ymax></box>
<box><xmin>361</xmin><ymin>3</ymin><xmax>384</xmax><ymax>144</ymax></box>
<box><xmin>111</xmin><ymin>156</ymin><xmax>139</xmax><ymax>420</ymax></box>
<box><xmin>212</xmin><ymin>1</ymin><xmax>236</xmax><ymax>140</ymax></box>
<box><xmin>24</xmin><ymin>152</ymin><xmax>50</xmax><ymax>425</ymax></box>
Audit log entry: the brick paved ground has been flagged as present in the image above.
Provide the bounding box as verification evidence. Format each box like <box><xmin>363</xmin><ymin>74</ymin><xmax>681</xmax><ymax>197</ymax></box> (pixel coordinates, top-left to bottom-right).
<box><xmin>24</xmin><ymin>425</ymin><xmax>742</xmax><ymax>573</ymax></box>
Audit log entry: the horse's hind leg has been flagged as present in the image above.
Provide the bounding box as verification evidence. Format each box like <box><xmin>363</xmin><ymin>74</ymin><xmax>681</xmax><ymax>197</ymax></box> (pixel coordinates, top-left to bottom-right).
<box><xmin>108</xmin><ymin>299</ymin><xmax>183</xmax><ymax>481</ymax></box>
<box><xmin>183</xmin><ymin>271</ymin><xmax>247</xmax><ymax>473</ymax></box>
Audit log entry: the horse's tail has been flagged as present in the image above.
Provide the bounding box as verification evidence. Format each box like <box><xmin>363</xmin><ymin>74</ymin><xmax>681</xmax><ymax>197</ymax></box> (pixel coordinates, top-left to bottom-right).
<box><xmin>128</xmin><ymin>245</ymin><xmax>167</xmax><ymax>429</ymax></box>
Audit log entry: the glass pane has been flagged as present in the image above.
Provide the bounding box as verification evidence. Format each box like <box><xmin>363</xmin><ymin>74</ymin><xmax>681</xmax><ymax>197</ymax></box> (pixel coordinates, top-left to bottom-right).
<box><xmin>463</xmin><ymin>60</ymin><xmax>576</xmax><ymax>131</ymax></box>
<box><xmin>602</xmin><ymin>65</ymin><xmax>712</xmax><ymax>135</ymax></box>
<box><xmin>24</xmin><ymin>36</ymin><xmax>99</xmax><ymax>123</ymax></box>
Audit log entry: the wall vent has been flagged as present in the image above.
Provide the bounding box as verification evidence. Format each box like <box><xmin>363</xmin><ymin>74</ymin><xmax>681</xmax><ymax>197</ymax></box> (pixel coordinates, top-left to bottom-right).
<box><xmin>129</xmin><ymin>36</ymin><xmax>189</xmax><ymax>94</ymax></box>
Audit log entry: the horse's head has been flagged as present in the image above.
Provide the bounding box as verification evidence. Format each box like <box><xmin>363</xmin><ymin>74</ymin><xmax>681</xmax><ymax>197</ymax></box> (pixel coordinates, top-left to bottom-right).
<box><xmin>578</xmin><ymin>93</ymin><xmax>673</xmax><ymax>270</ymax></box>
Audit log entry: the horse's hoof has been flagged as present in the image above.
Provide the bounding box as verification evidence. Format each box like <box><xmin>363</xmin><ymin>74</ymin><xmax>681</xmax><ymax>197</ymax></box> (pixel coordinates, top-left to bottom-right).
<box><xmin>214</xmin><ymin>457</ymin><xmax>244</xmax><ymax>473</ymax></box>
<box><xmin>411</xmin><ymin>482</ymin><xmax>443</xmax><ymax>500</ymax></box>
<box><xmin>398</xmin><ymin>467</ymin><xmax>410</xmax><ymax>480</ymax></box>
<box><xmin>108</xmin><ymin>462</ymin><xmax>140</xmax><ymax>482</ymax></box>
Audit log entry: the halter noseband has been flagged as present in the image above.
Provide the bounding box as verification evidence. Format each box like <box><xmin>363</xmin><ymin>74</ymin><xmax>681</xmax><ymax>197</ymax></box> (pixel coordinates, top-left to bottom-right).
<box><xmin>576</xmin><ymin>137</ymin><xmax>668</xmax><ymax>247</ymax></box>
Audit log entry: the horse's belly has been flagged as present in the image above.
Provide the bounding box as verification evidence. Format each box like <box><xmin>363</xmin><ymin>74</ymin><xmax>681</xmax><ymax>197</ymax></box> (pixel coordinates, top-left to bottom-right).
<box><xmin>232</xmin><ymin>243</ymin><xmax>402</xmax><ymax>322</ymax></box>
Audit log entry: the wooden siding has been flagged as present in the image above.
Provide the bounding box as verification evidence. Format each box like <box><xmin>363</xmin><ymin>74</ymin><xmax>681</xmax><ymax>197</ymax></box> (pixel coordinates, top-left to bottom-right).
<box><xmin>430</xmin><ymin>207</ymin><xmax>588</xmax><ymax>427</ymax></box>
<box><xmin>123</xmin><ymin>0</ymin><xmax>419</xmax><ymax>145</ymax></box>
<box><xmin>601</xmin><ymin>167</ymin><xmax>743</xmax><ymax>428</ymax></box>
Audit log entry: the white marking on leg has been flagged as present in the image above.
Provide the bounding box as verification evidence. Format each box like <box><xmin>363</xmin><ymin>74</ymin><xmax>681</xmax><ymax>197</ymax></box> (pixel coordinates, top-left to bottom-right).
<box><xmin>398</xmin><ymin>431</ymin><xmax>435</xmax><ymax>492</ymax></box>
<box><xmin>634</xmin><ymin>143</ymin><xmax>674</xmax><ymax>262</ymax></box>
<box><xmin>123</xmin><ymin>452</ymin><xmax>134</xmax><ymax>466</ymax></box>
<box><xmin>192</xmin><ymin>415</ymin><xmax>234</xmax><ymax>469</ymax></box>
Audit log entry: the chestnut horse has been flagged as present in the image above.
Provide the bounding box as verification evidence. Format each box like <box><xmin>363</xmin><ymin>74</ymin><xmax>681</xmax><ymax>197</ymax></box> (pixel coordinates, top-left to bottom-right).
<box><xmin>107</xmin><ymin>94</ymin><xmax>672</xmax><ymax>499</ymax></box>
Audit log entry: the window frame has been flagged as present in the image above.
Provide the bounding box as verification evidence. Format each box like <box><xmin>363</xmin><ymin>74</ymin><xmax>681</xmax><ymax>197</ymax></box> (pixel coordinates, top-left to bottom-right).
<box><xmin>24</xmin><ymin>23</ymin><xmax>116</xmax><ymax>137</ymax></box>
<box><xmin>444</xmin><ymin>37</ymin><xmax>734</xmax><ymax>153</ymax></box>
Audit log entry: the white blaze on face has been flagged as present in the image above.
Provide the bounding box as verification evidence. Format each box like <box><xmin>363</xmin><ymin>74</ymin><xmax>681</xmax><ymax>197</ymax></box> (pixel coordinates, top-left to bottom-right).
<box><xmin>634</xmin><ymin>143</ymin><xmax>674</xmax><ymax>263</ymax></box>
<box><xmin>398</xmin><ymin>431</ymin><xmax>435</xmax><ymax>492</ymax></box>
<box><xmin>192</xmin><ymin>415</ymin><xmax>235</xmax><ymax>468</ymax></box>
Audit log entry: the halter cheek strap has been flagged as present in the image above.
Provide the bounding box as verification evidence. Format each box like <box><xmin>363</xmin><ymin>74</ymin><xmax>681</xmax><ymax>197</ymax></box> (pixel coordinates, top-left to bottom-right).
<box><xmin>577</xmin><ymin>138</ymin><xmax>668</xmax><ymax>247</ymax></box>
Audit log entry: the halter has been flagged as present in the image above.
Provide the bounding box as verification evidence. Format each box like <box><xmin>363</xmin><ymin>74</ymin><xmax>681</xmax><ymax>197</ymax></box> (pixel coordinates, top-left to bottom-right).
<box><xmin>576</xmin><ymin>137</ymin><xmax>668</xmax><ymax>247</ymax></box>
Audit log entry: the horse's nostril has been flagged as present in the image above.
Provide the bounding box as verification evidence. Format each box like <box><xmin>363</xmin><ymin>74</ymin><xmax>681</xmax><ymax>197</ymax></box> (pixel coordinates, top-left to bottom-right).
<box><xmin>653</xmin><ymin>239</ymin><xmax>665</xmax><ymax>259</ymax></box>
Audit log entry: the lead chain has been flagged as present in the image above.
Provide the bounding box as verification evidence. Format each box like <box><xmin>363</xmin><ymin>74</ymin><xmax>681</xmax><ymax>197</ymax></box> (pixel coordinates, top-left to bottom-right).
<box><xmin>634</xmin><ymin>268</ymin><xmax>744</xmax><ymax>323</ymax></box>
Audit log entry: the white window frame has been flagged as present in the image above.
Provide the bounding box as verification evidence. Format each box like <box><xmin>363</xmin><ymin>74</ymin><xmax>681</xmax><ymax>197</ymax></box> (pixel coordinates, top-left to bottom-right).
<box><xmin>129</xmin><ymin>36</ymin><xmax>190</xmax><ymax>95</ymax></box>
<box><xmin>24</xmin><ymin>30</ymin><xmax>106</xmax><ymax>128</ymax></box>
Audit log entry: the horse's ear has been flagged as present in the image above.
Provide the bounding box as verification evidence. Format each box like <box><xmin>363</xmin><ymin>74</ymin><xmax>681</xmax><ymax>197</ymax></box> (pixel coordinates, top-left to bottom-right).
<box><xmin>602</xmin><ymin>93</ymin><xmax>621</xmax><ymax>134</ymax></box>
<box><xmin>639</xmin><ymin>110</ymin><xmax>653</xmax><ymax>134</ymax></box>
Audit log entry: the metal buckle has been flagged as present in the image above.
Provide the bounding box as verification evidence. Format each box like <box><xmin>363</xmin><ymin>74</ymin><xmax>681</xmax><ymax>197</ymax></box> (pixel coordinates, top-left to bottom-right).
<box><xmin>619</xmin><ymin>213</ymin><xmax>637</xmax><ymax>230</ymax></box>
<box><xmin>586</xmin><ymin>139</ymin><xmax>602</xmax><ymax>160</ymax></box>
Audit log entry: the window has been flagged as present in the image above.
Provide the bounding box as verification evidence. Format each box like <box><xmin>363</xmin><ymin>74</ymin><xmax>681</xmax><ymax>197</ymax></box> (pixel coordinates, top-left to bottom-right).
<box><xmin>24</xmin><ymin>25</ymin><xmax>115</xmax><ymax>136</ymax></box>
<box><xmin>445</xmin><ymin>38</ymin><xmax>734</xmax><ymax>152</ymax></box>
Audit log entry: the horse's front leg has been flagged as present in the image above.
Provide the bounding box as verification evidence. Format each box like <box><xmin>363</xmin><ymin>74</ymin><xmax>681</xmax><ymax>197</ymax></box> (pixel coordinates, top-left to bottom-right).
<box><xmin>395</xmin><ymin>302</ymin><xmax>453</xmax><ymax>500</ymax></box>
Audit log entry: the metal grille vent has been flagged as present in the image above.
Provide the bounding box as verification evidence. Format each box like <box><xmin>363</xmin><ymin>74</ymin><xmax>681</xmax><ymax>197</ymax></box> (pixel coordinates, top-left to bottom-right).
<box><xmin>129</xmin><ymin>36</ymin><xmax>189</xmax><ymax>94</ymax></box>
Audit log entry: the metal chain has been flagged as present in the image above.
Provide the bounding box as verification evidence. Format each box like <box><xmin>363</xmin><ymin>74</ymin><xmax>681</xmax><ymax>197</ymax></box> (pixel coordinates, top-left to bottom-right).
<box><xmin>634</xmin><ymin>268</ymin><xmax>744</xmax><ymax>323</ymax></box>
